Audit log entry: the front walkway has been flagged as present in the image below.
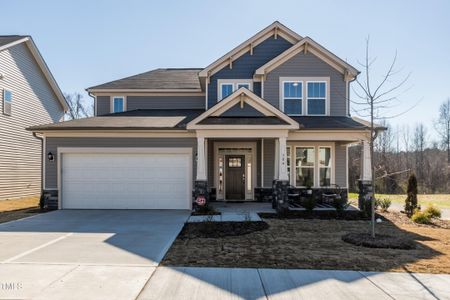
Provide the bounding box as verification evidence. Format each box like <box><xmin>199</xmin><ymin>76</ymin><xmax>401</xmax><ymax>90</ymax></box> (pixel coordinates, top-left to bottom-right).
<box><xmin>138</xmin><ymin>266</ymin><xmax>450</xmax><ymax>300</ymax></box>
<box><xmin>187</xmin><ymin>202</ymin><xmax>273</xmax><ymax>223</ymax></box>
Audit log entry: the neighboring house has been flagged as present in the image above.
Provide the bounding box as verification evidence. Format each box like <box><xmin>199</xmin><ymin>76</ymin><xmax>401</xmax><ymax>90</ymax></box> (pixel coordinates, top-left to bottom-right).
<box><xmin>29</xmin><ymin>22</ymin><xmax>375</xmax><ymax>210</ymax></box>
<box><xmin>0</xmin><ymin>36</ymin><xmax>68</xmax><ymax>200</ymax></box>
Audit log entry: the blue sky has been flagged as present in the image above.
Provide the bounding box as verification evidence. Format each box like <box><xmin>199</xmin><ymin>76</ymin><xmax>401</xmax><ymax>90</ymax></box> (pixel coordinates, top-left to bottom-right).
<box><xmin>2</xmin><ymin>0</ymin><xmax>449</xmax><ymax>141</ymax></box>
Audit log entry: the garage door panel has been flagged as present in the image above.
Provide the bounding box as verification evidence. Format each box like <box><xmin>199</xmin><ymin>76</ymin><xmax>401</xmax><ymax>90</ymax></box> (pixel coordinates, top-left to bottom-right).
<box><xmin>61</xmin><ymin>152</ymin><xmax>191</xmax><ymax>209</ymax></box>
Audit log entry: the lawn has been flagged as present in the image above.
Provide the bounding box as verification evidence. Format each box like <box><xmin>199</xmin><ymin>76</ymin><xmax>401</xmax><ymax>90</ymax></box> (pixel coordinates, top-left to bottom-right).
<box><xmin>0</xmin><ymin>195</ymin><xmax>44</xmax><ymax>224</ymax></box>
<box><xmin>349</xmin><ymin>193</ymin><xmax>450</xmax><ymax>209</ymax></box>
<box><xmin>162</xmin><ymin>212</ymin><xmax>450</xmax><ymax>274</ymax></box>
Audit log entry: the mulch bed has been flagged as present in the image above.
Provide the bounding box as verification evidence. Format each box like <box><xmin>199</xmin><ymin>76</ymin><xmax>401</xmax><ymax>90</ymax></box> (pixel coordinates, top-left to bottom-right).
<box><xmin>259</xmin><ymin>210</ymin><xmax>370</xmax><ymax>220</ymax></box>
<box><xmin>191</xmin><ymin>211</ymin><xmax>221</xmax><ymax>216</ymax></box>
<box><xmin>342</xmin><ymin>232</ymin><xmax>416</xmax><ymax>249</ymax></box>
<box><xmin>179</xmin><ymin>221</ymin><xmax>269</xmax><ymax>238</ymax></box>
<box><xmin>0</xmin><ymin>207</ymin><xmax>47</xmax><ymax>224</ymax></box>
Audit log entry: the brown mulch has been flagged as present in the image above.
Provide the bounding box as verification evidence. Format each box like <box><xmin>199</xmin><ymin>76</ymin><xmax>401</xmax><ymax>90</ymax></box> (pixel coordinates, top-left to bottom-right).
<box><xmin>342</xmin><ymin>233</ymin><xmax>416</xmax><ymax>250</ymax></box>
<box><xmin>0</xmin><ymin>207</ymin><xmax>47</xmax><ymax>224</ymax></box>
<box><xmin>180</xmin><ymin>221</ymin><xmax>269</xmax><ymax>239</ymax></box>
<box><xmin>162</xmin><ymin>213</ymin><xmax>450</xmax><ymax>273</ymax></box>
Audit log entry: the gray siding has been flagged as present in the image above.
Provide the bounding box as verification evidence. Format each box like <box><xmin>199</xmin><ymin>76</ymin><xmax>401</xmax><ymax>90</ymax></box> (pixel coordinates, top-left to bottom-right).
<box><xmin>0</xmin><ymin>43</ymin><xmax>64</xmax><ymax>200</ymax></box>
<box><xmin>45</xmin><ymin>137</ymin><xmax>197</xmax><ymax>189</ymax></box>
<box><xmin>335</xmin><ymin>142</ymin><xmax>348</xmax><ymax>187</ymax></box>
<box><xmin>264</xmin><ymin>52</ymin><xmax>347</xmax><ymax>116</ymax></box>
<box><xmin>96</xmin><ymin>95</ymin><xmax>204</xmax><ymax>116</ymax></box>
<box><xmin>208</xmin><ymin>37</ymin><xmax>293</xmax><ymax>108</ymax></box>
<box><xmin>220</xmin><ymin>103</ymin><xmax>264</xmax><ymax>117</ymax></box>
<box><xmin>263</xmin><ymin>139</ymin><xmax>275</xmax><ymax>187</ymax></box>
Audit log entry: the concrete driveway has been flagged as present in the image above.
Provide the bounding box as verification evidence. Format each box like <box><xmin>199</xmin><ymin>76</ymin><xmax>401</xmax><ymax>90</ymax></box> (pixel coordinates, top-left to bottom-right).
<box><xmin>0</xmin><ymin>210</ymin><xmax>190</xmax><ymax>300</ymax></box>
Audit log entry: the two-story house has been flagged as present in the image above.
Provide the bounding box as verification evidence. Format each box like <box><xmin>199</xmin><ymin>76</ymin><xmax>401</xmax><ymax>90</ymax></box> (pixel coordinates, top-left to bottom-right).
<box><xmin>0</xmin><ymin>36</ymin><xmax>68</xmax><ymax>200</ymax></box>
<box><xmin>29</xmin><ymin>22</ymin><xmax>374</xmax><ymax>210</ymax></box>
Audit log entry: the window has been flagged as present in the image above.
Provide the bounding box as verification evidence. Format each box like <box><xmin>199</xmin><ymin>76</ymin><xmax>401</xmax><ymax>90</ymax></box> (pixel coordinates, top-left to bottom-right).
<box><xmin>218</xmin><ymin>80</ymin><xmax>253</xmax><ymax>101</ymax></box>
<box><xmin>228</xmin><ymin>157</ymin><xmax>242</xmax><ymax>167</ymax></box>
<box><xmin>3</xmin><ymin>90</ymin><xmax>12</xmax><ymax>115</ymax></box>
<box><xmin>112</xmin><ymin>96</ymin><xmax>124</xmax><ymax>113</ymax></box>
<box><xmin>307</xmin><ymin>82</ymin><xmax>326</xmax><ymax>115</ymax></box>
<box><xmin>319</xmin><ymin>147</ymin><xmax>332</xmax><ymax>186</ymax></box>
<box><xmin>283</xmin><ymin>81</ymin><xmax>302</xmax><ymax>115</ymax></box>
<box><xmin>295</xmin><ymin>147</ymin><xmax>315</xmax><ymax>187</ymax></box>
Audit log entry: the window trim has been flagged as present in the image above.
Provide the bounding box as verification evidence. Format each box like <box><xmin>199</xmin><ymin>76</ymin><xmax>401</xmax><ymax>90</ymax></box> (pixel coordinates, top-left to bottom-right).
<box><xmin>281</xmin><ymin>80</ymin><xmax>303</xmax><ymax>116</ymax></box>
<box><xmin>217</xmin><ymin>79</ymin><xmax>253</xmax><ymax>101</ymax></box>
<box><xmin>318</xmin><ymin>146</ymin><xmax>332</xmax><ymax>187</ymax></box>
<box><xmin>306</xmin><ymin>80</ymin><xmax>327</xmax><ymax>116</ymax></box>
<box><xmin>287</xmin><ymin>142</ymin><xmax>335</xmax><ymax>188</ymax></box>
<box><xmin>279</xmin><ymin>77</ymin><xmax>330</xmax><ymax>116</ymax></box>
<box><xmin>110</xmin><ymin>96</ymin><xmax>126</xmax><ymax>113</ymax></box>
<box><xmin>3</xmin><ymin>89</ymin><xmax>12</xmax><ymax>116</ymax></box>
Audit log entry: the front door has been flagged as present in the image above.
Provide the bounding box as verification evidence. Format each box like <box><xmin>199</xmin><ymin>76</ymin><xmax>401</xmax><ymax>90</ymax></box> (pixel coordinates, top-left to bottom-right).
<box><xmin>225</xmin><ymin>155</ymin><xmax>245</xmax><ymax>200</ymax></box>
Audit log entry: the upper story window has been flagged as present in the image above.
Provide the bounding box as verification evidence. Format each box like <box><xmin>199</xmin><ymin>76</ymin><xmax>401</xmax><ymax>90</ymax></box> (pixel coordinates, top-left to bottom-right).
<box><xmin>282</xmin><ymin>81</ymin><xmax>302</xmax><ymax>115</ymax></box>
<box><xmin>280</xmin><ymin>78</ymin><xmax>329</xmax><ymax>116</ymax></box>
<box><xmin>307</xmin><ymin>82</ymin><xmax>326</xmax><ymax>115</ymax></box>
<box><xmin>218</xmin><ymin>79</ymin><xmax>253</xmax><ymax>101</ymax></box>
<box><xmin>111</xmin><ymin>96</ymin><xmax>125</xmax><ymax>113</ymax></box>
<box><xmin>3</xmin><ymin>89</ymin><xmax>12</xmax><ymax>116</ymax></box>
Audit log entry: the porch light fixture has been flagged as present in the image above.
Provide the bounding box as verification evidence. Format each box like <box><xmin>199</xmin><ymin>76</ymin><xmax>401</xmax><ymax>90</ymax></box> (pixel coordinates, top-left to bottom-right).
<box><xmin>47</xmin><ymin>151</ymin><xmax>54</xmax><ymax>161</ymax></box>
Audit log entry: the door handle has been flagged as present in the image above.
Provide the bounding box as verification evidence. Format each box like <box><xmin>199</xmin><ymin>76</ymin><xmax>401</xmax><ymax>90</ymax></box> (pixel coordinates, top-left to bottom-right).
<box><xmin>242</xmin><ymin>173</ymin><xmax>245</xmax><ymax>182</ymax></box>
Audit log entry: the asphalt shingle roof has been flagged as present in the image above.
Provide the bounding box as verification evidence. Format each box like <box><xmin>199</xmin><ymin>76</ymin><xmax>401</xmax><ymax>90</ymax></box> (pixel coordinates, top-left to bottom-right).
<box><xmin>0</xmin><ymin>35</ymin><xmax>27</xmax><ymax>48</ymax></box>
<box><xmin>87</xmin><ymin>68</ymin><xmax>203</xmax><ymax>90</ymax></box>
<box><xmin>291</xmin><ymin>116</ymin><xmax>369</xmax><ymax>130</ymax></box>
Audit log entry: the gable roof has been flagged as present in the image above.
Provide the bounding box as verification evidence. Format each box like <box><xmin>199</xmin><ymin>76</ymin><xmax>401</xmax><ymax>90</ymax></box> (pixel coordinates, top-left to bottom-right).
<box><xmin>255</xmin><ymin>37</ymin><xmax>359</xmax><ymax>78</ymax></box>
<box><xmin>0</xmin><ymin>36</ymin><xmax>69</xmax><ymax>111</ymax></box>
<box><xmin>198</xmin><ymin>21</ymin><xmax>302</xmax><ymax>78</ymax></box>
<box><xmin>187</xmin><ymin>87</ymin><xmax>299</xmax><ymax>129</ymax></box>
<box><xmin>87</xmin><ymin>68</ymin><xmax>203</xmax><ymax>92</ymax></box>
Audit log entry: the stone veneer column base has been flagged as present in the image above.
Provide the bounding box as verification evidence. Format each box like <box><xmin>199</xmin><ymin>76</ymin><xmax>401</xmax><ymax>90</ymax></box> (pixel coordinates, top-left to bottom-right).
<box><xmin>272</xmin><ymin>180</ymin><xmax>290</xmax><ymax>213</ymax></box>
<box><xmin>193</xmin><ymin>180</ymin><xmax>208</xmax><ymax>209</ymax></box>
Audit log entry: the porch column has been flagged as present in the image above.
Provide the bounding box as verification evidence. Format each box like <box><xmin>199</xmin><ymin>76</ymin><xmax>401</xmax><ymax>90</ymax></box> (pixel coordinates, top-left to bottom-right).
<box><xmin>272</xmin><ymin>136</ymin><xmax>289</xmax><ymax>213</ymax></box>
<box><xmin>360</xmin><ymin>139</ymin><xmax>372</xmax><ymax>181</ymax></box>
<box><xmin>196</xmin><ymin>136</ymin><xmax>207</xmax><ymax>181</ymax></box>
<box><xmin>278</xmin><ymin>137</ymin><xmax>289</xmax><ymax>181</ymax></box>
<box><xmin>358</xmin><ymin>139</ymin><xmax>373</xmax><ymax>211</ymax></box>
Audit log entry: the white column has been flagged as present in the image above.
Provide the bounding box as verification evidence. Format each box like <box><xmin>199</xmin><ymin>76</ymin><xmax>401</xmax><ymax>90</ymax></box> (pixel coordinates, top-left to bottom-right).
<box><xmin>278</xmin><ymin>137</ymin><xmax>289</xmax><ymax>181</ymax></box>
<box><xmin>361</xmin><ymin>140</ymin><xmax>372</xmax><ymax>181</ymax></box>
<box><xmin>196</xmin><ymin>136</ymin><xmax>207</xmax><ymax>181</ymax></box>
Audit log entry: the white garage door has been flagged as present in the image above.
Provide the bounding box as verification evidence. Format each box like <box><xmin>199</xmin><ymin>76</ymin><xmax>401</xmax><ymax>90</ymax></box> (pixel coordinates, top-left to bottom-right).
<box><xmin>61</xmin><ymin>151</ymin><xmax>191</xmax><ymax>209</ymax></box>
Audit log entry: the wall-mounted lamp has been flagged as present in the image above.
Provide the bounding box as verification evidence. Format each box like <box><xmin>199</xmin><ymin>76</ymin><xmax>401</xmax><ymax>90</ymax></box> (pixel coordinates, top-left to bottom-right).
<box><xmin>47</xmin><ymin>152</ymin><xmax>54</xmax><ymax>161</ymax></box>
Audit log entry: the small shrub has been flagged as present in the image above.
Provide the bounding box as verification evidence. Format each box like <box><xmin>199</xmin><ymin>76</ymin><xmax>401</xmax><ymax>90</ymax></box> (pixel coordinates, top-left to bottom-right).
<box><xmin>302</xmin><ymin>195</ymin><xmax>317</xmax><ymax>212</ymax></box>
<box><xmin>405</xmin><ymin>173</ymin><xmax>418</xmax><ymax>217</ymax></box>
<box><xmin>424</xmin><ymin>205</ymin><xmax>442</xmax><ymax>219</ymax></box>
<box><xmin>195</xmin><ymin>203</ymin><xmax>217</xmax><ymax>215</ymax></box>
<box><xmin>411</xmin><ymin>210</ymin><xmax>431</xmax><ymax>224</ymax></box>
<box><xmin>377</xmin><ymin>198</ymin><xmax>392</xmax><ymax>212</ymax></box>
<box><xmin>332</xmin><ymin>197</ymin><xmax>349</xmax><ymax>214</ymax></box>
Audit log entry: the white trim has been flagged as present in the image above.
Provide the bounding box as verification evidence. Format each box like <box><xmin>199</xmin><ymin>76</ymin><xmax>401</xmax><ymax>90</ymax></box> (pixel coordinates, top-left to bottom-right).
<box><xmin>88</xmin><ymin>89</ymin><xmax>203</xmax><ymax>93</ymax></box>
<box><xmin>94</xmin><ymin>95</ymin><xmax>97</xmax><ymax>116</ymax></box>
<box><xmin>38</xmin><ymin>131</ymin><xmax>196</xmax><ymax>138</ymax></box>
<box><xmin>57</xmin><ymin>147</ymin><xmax>193</xmax><ymax>210</ymax></box>
<box><xmin>43</xmin><ymin>135</ymin><xmax>47</xmax><ymax>189</ymax></box>
<box><xmin>288</xmin><ymin>130</ymin><xmax>370</xmax><ymax>142</ymax></box>
<box><xmin>305</xmin><ymin>80</ymin><xmax>328</xmax><ymax>116</ymax></box>
<box><xmin>217</xmin><ymin>79</ymin><xmax>253</xmax><ymax>101</ymax></box>
<box><xmin>109</xmin><ymin>95</ymin><xmax>127</xmax><ymax>113</ymax></box>
<box><xmin>280</xmin><ymin>80</ymin><xmax>303</xmax><ymax>116</ymax></box>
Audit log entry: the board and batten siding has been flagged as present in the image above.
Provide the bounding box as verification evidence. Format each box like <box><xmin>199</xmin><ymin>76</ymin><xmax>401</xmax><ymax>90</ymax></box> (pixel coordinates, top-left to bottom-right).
<box><xmin>264</xmin><ymin>52</ymin><xmax>347</xmax><ymax>116</ymax></box>
<box><xmin>96</xmin><ymin>95</ymin><xmax>205</xmax><ymax>115</ymax></box>
<box><xmin>44</xmin><ymin>137</ymin><xmax>197</xmax><ymax>189</ymax></box>
<box><xmin>208</xmin><ymin>36</ymin><xmax>293</xmax><ymax>108</ymax></box>
<box><xmin>0</xmin><ymin>43</ymin><xmax>64</xmax><ymax>200</ymax></box>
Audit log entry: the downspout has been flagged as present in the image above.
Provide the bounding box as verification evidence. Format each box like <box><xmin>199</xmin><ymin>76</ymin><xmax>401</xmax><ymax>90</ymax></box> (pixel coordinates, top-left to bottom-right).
<box><xmin>87</xmin><ymin>91</ymin><xmax>96</xmax><ymax>116</ymax></box>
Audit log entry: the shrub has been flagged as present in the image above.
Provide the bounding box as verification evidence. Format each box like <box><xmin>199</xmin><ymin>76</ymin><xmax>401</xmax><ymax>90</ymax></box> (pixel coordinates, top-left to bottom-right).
<box><xmin>405</xmin><ymin>173</ymin><xmax>418</xmax><ymax>217</ymax></box>
<box><xmin>301</xmin><ymin>195</ymin><xmax>317</xmax><ymax>212</ymax></box>
<box><xmin>195</xmin><ymin>203</ymin><xmax>217</xmax><ymax>215</ymax></box>
<box><xmin>411</xmin><ymin>210</ymin><xmax>431</xmax><ymax>224</ymax></box>
<box><xmin>377</xmin><ymin>198</ymin><xmax>392</xmax><ymax>212</ymax></box>
<box><xmin>332</xmin><ymin>196</ymin><xmax>349</xmax><ymax>214</ymax></box>
<box><xmin>424</xmin><ymin>205</ymin><xmax>442</xmax><ymax>219</ymax></box>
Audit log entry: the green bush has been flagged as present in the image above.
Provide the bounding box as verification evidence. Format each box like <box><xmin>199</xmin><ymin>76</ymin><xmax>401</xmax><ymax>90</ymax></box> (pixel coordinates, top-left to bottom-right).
<box><xmin>301</xmin><ymin>195</ymin><xmax>317</xmax><ymax>212</ymax></box>
<box><xmin>405</xmin><ymin>173</ymin><xmax>418</xmax><ymax>217</ymax></box>
<box><xmin>377</xmin><ymin>198</ymin><xmax>392</xmax><ymax>212</ymax></box>
<box><xmin>424</xmin><ymin>205</ymin><xmax>442</xmax><ymax>219</ymax></box>
<box><xmin>332</xmin><ymin>196</ymin><xmax>349</xmax><ymax>214</ymax></box>
<box><xmin>411</xmin><ymin>210</ymin><xmax>431</xmax><ymax>224</ymax></box>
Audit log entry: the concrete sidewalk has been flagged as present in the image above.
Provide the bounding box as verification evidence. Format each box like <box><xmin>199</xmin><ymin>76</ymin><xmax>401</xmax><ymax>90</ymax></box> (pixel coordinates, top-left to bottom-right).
<box><xmin>138</xmin><ymin>267</ymin><xmax>450</xmax><ymax>300</ymax></box>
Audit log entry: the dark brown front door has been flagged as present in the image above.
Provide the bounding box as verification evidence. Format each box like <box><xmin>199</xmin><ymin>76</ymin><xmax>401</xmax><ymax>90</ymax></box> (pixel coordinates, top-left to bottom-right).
<box><xmin>225</xmin><ymin>155</ymin><xmax>245</xmax><ymax>200</ymax></box>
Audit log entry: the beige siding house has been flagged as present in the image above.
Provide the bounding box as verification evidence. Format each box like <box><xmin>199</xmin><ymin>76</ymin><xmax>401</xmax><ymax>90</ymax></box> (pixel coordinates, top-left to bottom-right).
<box><xmin>0</xmin><ymin>36</ymin><xmax>67</xmax><ymax>200</ymax></box>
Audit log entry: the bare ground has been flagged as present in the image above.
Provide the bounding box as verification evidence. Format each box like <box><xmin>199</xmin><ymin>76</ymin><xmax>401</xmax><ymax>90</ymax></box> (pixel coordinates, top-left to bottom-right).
<box><xmin>0</xmin><ymin>196</ymin><xmax>47</xmax><ymax>224</ymax></box>
<box><xmin>162</xmin><ymin>211</ymin><xmax>450</xmax><ymax>273</ymax></box>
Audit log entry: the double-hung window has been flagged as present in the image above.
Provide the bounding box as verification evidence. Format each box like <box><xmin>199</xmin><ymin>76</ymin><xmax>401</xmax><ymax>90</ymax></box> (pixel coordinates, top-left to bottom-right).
<box><xmin>112</xmin><ymin>96</ymin><xmax>125</xmax><ymax>113</ymax></box>
<box><xmin>282</xmin><ymin>81</ymin><xmax>302</xmax><ymax>115</ymax></box>
<box><xmin>319</xmin><ymin>147</ymin><xmax>332</xmax><ymax>186</ymax></box>
<box><xmin>3</xmin><ymin>90</ymin><xmax>12</xmax><ymax>115</ymax></box>
<box><xmin>295</xmin><ymin>147</ymin><xmax>315</xmax><ymax>187</ymax></box>
<box><xmin>307</xmin><ymin>82</ymin><xmax>326</xmax><ymax>115</ymax></box>
<box><xmin>218</xmin><ymin>80</ymin><xmax>253</xmax><ymax>101</ymax></box>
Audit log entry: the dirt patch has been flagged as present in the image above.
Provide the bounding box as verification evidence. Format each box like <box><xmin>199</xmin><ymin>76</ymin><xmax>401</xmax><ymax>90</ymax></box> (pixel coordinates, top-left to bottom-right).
<box><xmin>342</xmin><ymin>233</ymin><xmax>415</xmax><ymax>249</ymax></box>
<box><xmin>259</xmin><ymin>210</ymin><xmax>369</xmax><ymax>220</ymax></box>
<box><xmin>180</xmin><ymin>221</ymin><xmax>269</xmax><ymax>238</ymax></box>
<box><xmin>0</xmin><ymin>207</ymin><xmax>47</xmax><ymax>224</ymax></box>
<box><xmin>0</xmin><ymin>196</ymin><xmax>40</xmax><ymax>212</ymax></box>
<box><xmin>162</xmin><ymin>215</ymin><xmax>450</xmax><ymax>273</ymax></box>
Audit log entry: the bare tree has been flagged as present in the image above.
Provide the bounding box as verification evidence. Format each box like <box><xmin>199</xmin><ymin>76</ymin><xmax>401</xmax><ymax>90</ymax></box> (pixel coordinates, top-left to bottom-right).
<box><xmin>65</xmin><ymin>92</ymin><xmax>93</xmax><ymax>120</ymax></box>
<box><xmin>435</xmin><ymin>98</ymin><xmax>450</xmax><ymax>164</ymax></box>
<box><xmin>413</xmin><ymin>123</ymin><xmax>427</xmax><ymax>185</ymax></box>
<box><xmin>352</xmin><ymin>37</ymin><xmax>412</xmax><ymax>237</ymax></box>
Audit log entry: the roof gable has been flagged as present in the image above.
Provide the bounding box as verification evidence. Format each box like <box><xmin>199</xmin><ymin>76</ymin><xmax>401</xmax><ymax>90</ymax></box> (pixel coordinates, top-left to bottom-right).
<box><xmin>199</xmin><ymin>21</ymin><xmax>302</xmax><ymax>78</ymax></box>
<box><xmin>255</xmin><ymin>37</ymin><xmax>359</xmax><ymax>79</ymax></box>
<box><xmin>0</xmin><ymin>36</ymin><xmax>68</xmax><ymax>111</ymax></box>
<box><xmin>187</xmin><ymin>88</ymin><xmax>299</xmax><ymax>129</ymax></box>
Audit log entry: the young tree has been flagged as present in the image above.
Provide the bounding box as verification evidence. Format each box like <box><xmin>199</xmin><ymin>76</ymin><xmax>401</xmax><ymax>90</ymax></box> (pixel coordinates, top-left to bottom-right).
<box><xmin>352</xmin><ymin>38</ymin><xmax>412</xmax><ymax>237</ymax></box>
<box><xmin>435</xmin><ymin>98</ymin><xmax>450</xmax><ymax>164</ymax></box>
<box><xmin>405</xmin><ymin>173</ymin><xmax>418</xmax><ymax>217</ymax></box>
<box><xmin>65</xmin><ymin>92</ymin><xmax>93</xmax><ymax>120</ymax></box>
